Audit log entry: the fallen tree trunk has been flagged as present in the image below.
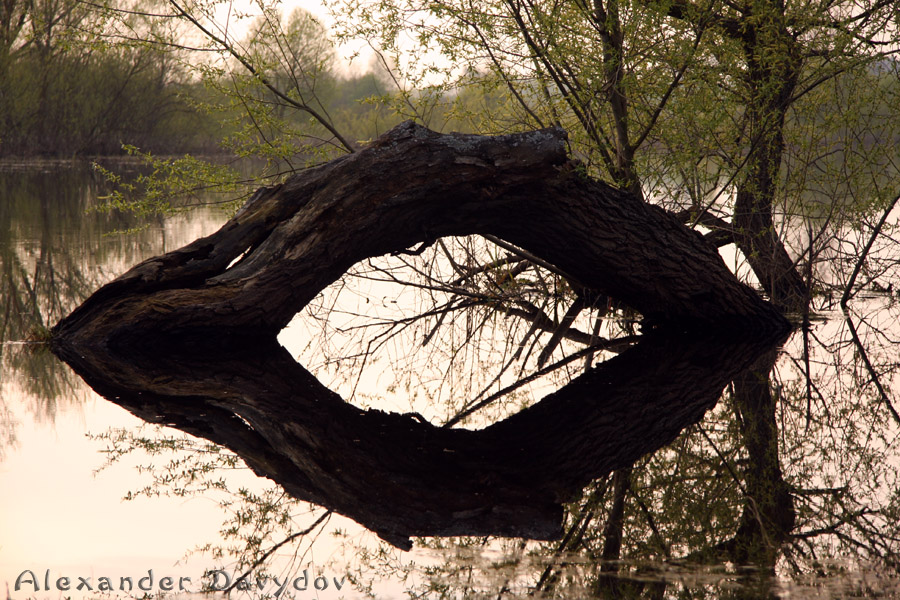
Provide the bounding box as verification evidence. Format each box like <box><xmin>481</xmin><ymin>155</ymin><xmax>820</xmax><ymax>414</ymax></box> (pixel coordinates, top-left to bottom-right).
<box><xmin>49</xmin><ymin>121</ymin><xmax>794</xmax><ymax>549</ymax></box>
<box><xmin>51</xmin><ymin>121</ymin><xmax>788</xmax><ymax>349</ymax></box>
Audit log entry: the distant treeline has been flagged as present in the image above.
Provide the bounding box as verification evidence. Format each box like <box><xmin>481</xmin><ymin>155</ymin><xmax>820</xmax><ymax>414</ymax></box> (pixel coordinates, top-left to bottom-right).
<box><xmin>0</xmin><ymin>45</ymin><xmax>217</xmax><ymax>156</ymax></box>
<box><xmin>0</xmin><ymin>5</ymin><xmax>394</xmax><ymax>159</ymax></box>
<box><xmin>0</xmin><ymin>50</ymin><xmax>395</xmax><ymax>158</ymax></box>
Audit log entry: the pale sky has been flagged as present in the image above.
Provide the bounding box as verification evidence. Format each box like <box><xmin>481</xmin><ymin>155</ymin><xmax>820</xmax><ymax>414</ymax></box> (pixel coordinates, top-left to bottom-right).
<box><xmin>209</xmin><ymin>0</ymin><xmax>380</xmax><ymax>77</ymax></box>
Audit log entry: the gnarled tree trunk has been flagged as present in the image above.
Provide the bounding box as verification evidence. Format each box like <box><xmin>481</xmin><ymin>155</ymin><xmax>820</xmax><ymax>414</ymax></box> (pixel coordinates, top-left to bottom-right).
<box><xmin>52</xmin><ymin>121</ymin><xmax>787</xmax><ymax>350</ymax></box>
<box><xmin>49</xmin><ymin>121</ymin><xmax>794</xmax><ymax>549</ymax></box>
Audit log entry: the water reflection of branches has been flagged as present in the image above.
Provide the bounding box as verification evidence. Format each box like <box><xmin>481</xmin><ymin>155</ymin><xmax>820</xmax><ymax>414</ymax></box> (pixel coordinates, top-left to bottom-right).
<box><xmin>298</xmin><ymin>235</ymin><xmax>647</xmax><ymax>429</ymax></box>
<box><xmin>0</xmin><ymin>181</ymin><xmax>95</xmax><ymax>419</ymax></box>
<box><xmin>776</xmin><ymin>307</ymin><xmax>900</xmax><ymax>584</ymax></box>
<box><xmin>1</xmin><ymin>166</ymin><xmax>229</xmax><ymax>433</ymax></box>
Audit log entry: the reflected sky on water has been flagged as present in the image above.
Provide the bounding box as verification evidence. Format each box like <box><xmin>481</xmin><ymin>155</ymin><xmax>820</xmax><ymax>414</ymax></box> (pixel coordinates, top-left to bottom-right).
<box><xmin>0</xmin><ymin>163</ymin><xmax>233</xmax><ymax>589</ymax></box>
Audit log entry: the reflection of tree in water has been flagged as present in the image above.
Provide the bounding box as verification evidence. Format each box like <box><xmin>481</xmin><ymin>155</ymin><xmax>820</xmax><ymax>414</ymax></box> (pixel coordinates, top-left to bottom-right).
<box><xmin>0</xmin><ymin>166</ymin><xmax>180</xmax><ymax>424</ymax></box>
<box><xmin>0</xmin><ymin>169</ymin><xmax>96</xmax><ymax>421</ymax></box>
<box><xmin>54</xmin><ymin>127</ymin><xmax>900</xmax><ymax>598</ymax></box>
<box><xmin>342</xmin><ymin>198</ymin><xmax>900</xmax><ymax>599</ymax></box>
<box><xmin>80</xmin><ymin>302</ymin><xmax>900</xmax><ymax>598</ymax></box>
<box><xmin>784</xmin><ymin>309</ymin><xmax>900</xmax><ymax>560</ymax></box>
<box><xmin>300</xmin><ymin>201</ymin><xmax>900</xmax><ymax>596</ymax></box>
<box><xmin>353</xmin><ymin>311</ymin><xmax>898</xmax><ymax>599</ymax></box>
<box><xmin>501</xmin><ymin>314</ymin><xmax>900</xmax><ymax>596</ymax></box>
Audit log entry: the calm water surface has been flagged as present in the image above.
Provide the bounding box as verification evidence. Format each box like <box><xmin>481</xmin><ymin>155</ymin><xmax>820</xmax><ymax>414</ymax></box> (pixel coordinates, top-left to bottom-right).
<box><xmin>0</xmin><ymin>163</ymin><xmax>233</xmax><ymax>589</ymax></box>
<box><xmin>1</xmin><ymin>163</ymin><xmax>899</xmax><ymax>599</ymax></box>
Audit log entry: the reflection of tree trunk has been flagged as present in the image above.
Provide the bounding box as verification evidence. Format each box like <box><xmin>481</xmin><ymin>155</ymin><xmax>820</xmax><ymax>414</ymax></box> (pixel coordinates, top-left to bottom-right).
<box><xmin>52</xmin><ymin>121</ymin><xmax>788</xmax><ymax>352</ymax></box>
<box><xmin>596</xmin><ymin>466</ymin><xmax>633</xmax><ymax>598</ymax></box>
<box><xmin>730</xmin><ymin>350</ymin><xmax>796</xmax><ymax>566</ymax></box>
<box><xmin>53</xmin><ymin>330</ymin><xmax>786</xmax><ymax>550</ymax></box>
<box><xmin>601</xmin><ymin>468</ymin><xmax>631</xmax><ymax>565</ymax></box>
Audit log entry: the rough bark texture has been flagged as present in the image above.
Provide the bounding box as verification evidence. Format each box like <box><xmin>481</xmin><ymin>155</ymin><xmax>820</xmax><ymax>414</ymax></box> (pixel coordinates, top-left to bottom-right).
<box><xmin>51</xmin><ymin>121</ymin><xmax>788</xmax><ymax>350</ymax></box>
<box><xmin>53</xmin><ymin>328</ymin><xmax>787</xmax><ymax>550</ymax></box>
<box><xmin>732</xmin><ymin>8</ymin><xmax>809</xmax><ymax>314</ymax></box>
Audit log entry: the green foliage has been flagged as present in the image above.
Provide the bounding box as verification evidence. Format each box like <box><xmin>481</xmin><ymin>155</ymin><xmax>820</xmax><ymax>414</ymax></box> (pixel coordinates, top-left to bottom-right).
<box><xmin>0</xmin><ymin>5</ymin><xmax>223</xmax><ymax>157</ymax></box>
<box><xmin>10</xmin><ymin>0</ymin><xmax>899</xmax><ymax>593</ymax></box>
<box><xmin>24</xmin><ymin>324</ymin><xmax>52</xmax><ymax>344</ymax></box>
<box><xmin>93</xmin><ymin>148</ymin><xmax>247</xmax><ymax>219</ymax></box>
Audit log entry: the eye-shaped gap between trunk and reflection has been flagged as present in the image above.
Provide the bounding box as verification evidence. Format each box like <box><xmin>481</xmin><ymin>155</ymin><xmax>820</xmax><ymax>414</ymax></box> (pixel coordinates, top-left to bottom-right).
<box><xmin>49</xmin><ymin>121</ymin><xmax>793</xmax><ymax>548</ymax></box>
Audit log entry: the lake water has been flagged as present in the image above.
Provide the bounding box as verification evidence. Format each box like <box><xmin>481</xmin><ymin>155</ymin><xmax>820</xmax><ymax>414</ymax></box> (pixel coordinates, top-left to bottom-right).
<box><xmin>1</xmin><ymin>162</ymin><xmax>899</xmax><ymax>599</ymax></box>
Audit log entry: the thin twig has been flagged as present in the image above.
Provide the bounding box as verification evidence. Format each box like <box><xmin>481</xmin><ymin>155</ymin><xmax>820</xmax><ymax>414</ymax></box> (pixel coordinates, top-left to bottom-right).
<box><xmin>843</xmin><ymin>315</ymin><xmax>900</xmax><ymax>425</ymax></box>
<box><xmin>223</xmin><ymin>511</ymin><xmax>332</xmax><ymax>592</ymax></box>
<box><xmin>841</xmin><ymin>191</ymin><xmax>900</xmax><ymax>308</ymax></box>
<box><xmin>443</xmin><ymin>335</ymin><xmax>639</xmax><ymax>427</ymax></box>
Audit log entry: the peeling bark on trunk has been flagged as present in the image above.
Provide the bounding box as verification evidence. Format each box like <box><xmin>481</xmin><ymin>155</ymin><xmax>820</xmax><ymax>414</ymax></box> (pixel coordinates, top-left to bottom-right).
<box><xmin>52</xmin><ymin>121</ymin><xmax>787</xmax><ymax>350</ymax></box>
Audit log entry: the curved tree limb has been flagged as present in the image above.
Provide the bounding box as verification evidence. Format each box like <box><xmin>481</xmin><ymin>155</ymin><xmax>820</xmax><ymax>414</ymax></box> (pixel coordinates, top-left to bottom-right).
<box><xmin>52</xmin><ymin>121</ymin><xmax>788</xmax><ymax>351</ymax></box>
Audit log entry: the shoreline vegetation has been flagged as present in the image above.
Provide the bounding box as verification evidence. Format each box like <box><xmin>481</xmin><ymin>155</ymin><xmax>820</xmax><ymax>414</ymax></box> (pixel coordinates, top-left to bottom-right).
<box><xmin>0</xmin><ymin>154</ymin><xmax>230</xmax><ymax>168</ymax></box>
<box><xmin>0</xmin><ymin>3</ymin><xmax>399</xmax><ymax>161</ymax></box>
<box><xmin>0</xmin><ymin>61</ymin><xmax>397</xmax><ymax>159</ymax></box>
